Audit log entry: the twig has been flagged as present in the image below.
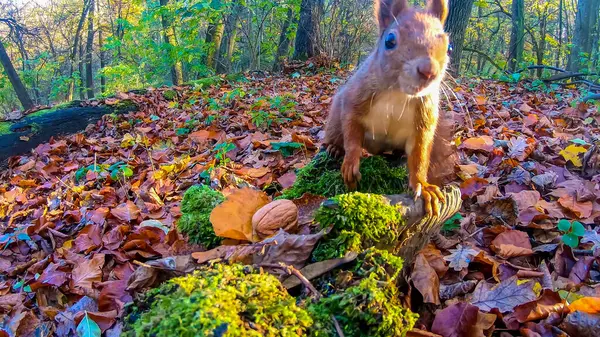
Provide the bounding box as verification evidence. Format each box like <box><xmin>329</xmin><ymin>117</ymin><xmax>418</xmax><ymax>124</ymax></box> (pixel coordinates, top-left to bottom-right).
<box><xmin>331</xmin><ymin>315</ymin><xmax>346</xmax><ymax>337</ymax></box>
<box><xmin>260</xmin><ymin>262</ymin><xmax>321</xmax><ymax>300</ymax></box>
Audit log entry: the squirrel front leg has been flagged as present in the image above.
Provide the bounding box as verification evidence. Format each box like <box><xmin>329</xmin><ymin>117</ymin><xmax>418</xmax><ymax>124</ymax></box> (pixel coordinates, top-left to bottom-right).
<box><xmin>408</xmin><ymin>96</ymin><xmax>445</xmax><ymax>216</ymax></box>
<box><xmin>342</xmin><ymin>112</ymin><xmax>365</xmax><ymax>191</ymax></box>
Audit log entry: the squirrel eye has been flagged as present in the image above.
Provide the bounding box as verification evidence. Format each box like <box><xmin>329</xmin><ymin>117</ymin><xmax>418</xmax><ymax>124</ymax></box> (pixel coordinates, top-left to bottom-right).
<box><xmin>448</xmin><ymin>43</ymin><xmax>453</xmax><ymax>55</ymax></box>
<box><xmin>384</xmin><ymin>32</ymin><xmax>397</xmax><ymax>50</ymax></box>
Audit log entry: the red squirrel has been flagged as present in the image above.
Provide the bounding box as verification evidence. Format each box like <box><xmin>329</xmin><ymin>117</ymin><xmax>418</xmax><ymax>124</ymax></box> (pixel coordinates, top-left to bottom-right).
<box><xmin>323</xmin><ymin>0</ymin><xmax>452</xmax><ymax>216</ymax></box>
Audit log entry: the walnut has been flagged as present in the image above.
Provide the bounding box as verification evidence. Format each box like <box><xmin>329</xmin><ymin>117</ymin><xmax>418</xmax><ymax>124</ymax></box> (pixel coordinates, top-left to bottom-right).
<box><xmin>252</xmin><ymin>200</ymin><xmax>299</xmax><ymax>240</ymax></box>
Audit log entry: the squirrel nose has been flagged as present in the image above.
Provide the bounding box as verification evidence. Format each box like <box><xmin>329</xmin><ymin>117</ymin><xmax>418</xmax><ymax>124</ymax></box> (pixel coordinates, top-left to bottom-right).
<box><xmin>417</xmin><ymin>63</ymin><xmax>436</xmax><ymax>81</ymax></box>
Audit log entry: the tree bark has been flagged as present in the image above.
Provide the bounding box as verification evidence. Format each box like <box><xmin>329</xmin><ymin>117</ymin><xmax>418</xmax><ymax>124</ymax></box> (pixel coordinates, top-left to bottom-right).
<box><xmin>97</xmin><ymin>0</ymin><xmax>106</xmax><ymax>94</ymax></box>
<box><xmin>78</xmin><ymin>40</ymin><xmax>86</xmax><ymax>100</ymax></box>
<box><xmin>557</xmin><ymin>0</ymin><xmax>563</xmax><ymax>68</ymax></box>
<box><xmin>508</xmin><ymin>0</ymin><xmax>524</xmax><ymax>72</ymax></box>
<box><xmin>536</xmin><ymin>12</ymin><xmax>547</xmax><ymax>77</ymax></box>
<box><xmin>85</xmin><ymin>0</ymin><xmax>95</xmax><ymax>99</ymax></box>
<box><xmin>273</xmin><ymin>8</ymin><xmax>295</xmax><ymax>72</ymax></box>
<box><xmin>568</xmin><ymin>0</ymin><xmax>600</xmax><ymax>71</ymax></box>
<box><xmin>0</xmin><ymin>40</ymin><xmax>34</xmax><ymax>111</ymax></box>
<box><xmin>69</xmin><ymin>0</ymin><xmax>91</xmax><ymax>101</ymax></box>
<box><xmin>216</xmin><ymin>0</ymin><xmax>243</xmax><ymax>74</ymax></box>
<box><xmin>293</xmin><ymin>0</ymin><xmax>322</xmax><ymax>61</ymax></box>
<box><xmin>159</xmin><ymin>0</ymin><xmax>183</xmax><ymax>85</ymax></box>
<box><xmin>204</xmin><ymin>21</ymin><xmax>224</xmax><ymax>69</ymax></box>
<box><xmin>444</xmin><ymin>0</ymin><xmax>475</xmax><ymax>75</ymax></box>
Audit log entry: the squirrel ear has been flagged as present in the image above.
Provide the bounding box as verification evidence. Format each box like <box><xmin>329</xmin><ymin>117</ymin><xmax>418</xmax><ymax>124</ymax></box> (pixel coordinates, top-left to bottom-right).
<box><xmin>375</xmin><ymin>0</ymin><xmax>409</xmax><ymax>32</ymax></box>
<box><xmin>428</xmin><ymin>0</ymin><xmax>448</xmax><ymax>24</ymax></box>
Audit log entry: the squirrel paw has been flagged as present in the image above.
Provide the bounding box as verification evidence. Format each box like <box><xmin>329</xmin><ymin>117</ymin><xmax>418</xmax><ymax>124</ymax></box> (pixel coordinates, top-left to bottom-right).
<box><xmin>342</xmin><ymin>156</ymin><xmax>361</xmax><ymax>191</ymax></box>
<box><xmin>325</xmin><ymin>144</ymin><xmax>344</xmax><ymax>159</ymax></box>
<box><xmin>414</xmin><ymin>181</ymin><xmax>445</xmax><ymax>216</ymax></box>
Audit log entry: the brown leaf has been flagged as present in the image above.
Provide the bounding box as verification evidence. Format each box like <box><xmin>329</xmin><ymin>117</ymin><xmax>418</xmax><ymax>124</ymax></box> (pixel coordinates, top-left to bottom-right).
<box><xmin>277</xmin><ymin>171</ymin><xmax>297</xmax><ymax>189</ymax></box>
<box><xmin>491</xmin><ymin>230</ymin><xmax>533</xmax><ymax>259</ymax></box>
<box><xmin>460</xmin><ymin>136</ymin><xmax>494</xmax><ymax>152</ymax></box>
<box><xmin>210</xmin><ymin>188</ymin><xmax>269</xmax><ymax>241</ymax></box>
<box><xmin>431</xmin><ymin>302</ymin><xmax>495</xmax><ymax>337</ymax></box>
<box><xmin>71</xmin><ymin>254</ymin><xmax>105</xmax><ymax>292</ymax></box>
<box><xmin>412</xmin><ymin>253</ymin><xmax>440</xmax><ymax>305</ymax></box>
<box><xmin>560</xmin><ymin>311</ymin><xmax>600</xmax><ymax>337</ymax></box>
<box><xmin>558</xmin><ymin>194</ymin><xmax>593</xmax><ymax>218</ymax></box>
<box><xmin>513</xmin><ymin>289</ymin><xmax>566</xmax><ymax>323</ymax></box>
<box><xmin>189</xmin><ymin>129</ymin><xmax>225</xmax><ymax>142</ymax></box>
<box><xmin>568</xmin><ymin>256</ymin><xmax>594</xmax><ymax>285</ymax></box>
<box><xmin>460</xmin><ymin>177</ymin><xmax>488</xmax><ymax>198</ymax></box>
<box><xmin>439</xmin><ymin>280</ymin><xmax>478</xmax><ymax>301</ymax></box>
<box><xmin>110</xmin><ymin>201</ymin><xmax>140</xmax><ymax>222</ymax></box>
<box><xmin>470</xmin><ymin>276</ymin><xmax>538</xmax><ymax>313</ymax></box>
<box><xmin>98</xmin><ymin>280</ymin><xmax>132</xmax><ymax>313</ymax></box>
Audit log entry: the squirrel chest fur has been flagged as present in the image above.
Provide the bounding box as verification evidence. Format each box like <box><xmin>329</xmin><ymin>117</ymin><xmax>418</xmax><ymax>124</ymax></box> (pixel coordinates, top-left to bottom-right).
<box><xmin>361</xmin><ymin>90</ymin><xmax>433</xmax><ymax>155</ymax></box>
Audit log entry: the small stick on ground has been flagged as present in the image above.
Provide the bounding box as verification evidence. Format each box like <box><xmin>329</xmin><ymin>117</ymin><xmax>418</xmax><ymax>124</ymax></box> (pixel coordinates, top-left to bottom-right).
<box><xmin>260</xmin><ymin>262</ymin><xmax>321</xmax><ymax>300</ymax></box>
<box><xmin>331</xmin><ymin>315</ymin><xmax>346</xmax><ymax>337</ymax></box>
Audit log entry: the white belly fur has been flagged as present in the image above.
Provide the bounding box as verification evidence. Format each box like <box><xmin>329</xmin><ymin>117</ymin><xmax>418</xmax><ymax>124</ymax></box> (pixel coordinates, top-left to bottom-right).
<box><xmin>361</xmin><ymin>90</ymin><xmax>418</xmax><ymax>155</ymax></box>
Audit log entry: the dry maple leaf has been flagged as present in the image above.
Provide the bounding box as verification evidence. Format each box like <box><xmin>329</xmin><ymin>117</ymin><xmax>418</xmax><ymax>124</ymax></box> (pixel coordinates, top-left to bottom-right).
<box><xmin>460</xmin><ymin>136</ymin><xmax>494</xmax><ymax>152</ymax></box>
<box><xmin>444</xmin><ymin>244</ymin><xmax>479</xmax><ymax>271</ymax></box>
<box><xmin>513</xmin><ymin>289</ymin><xmax>566</xmax><ymax>323</ymax></box>
<box><xmin>71</xmin><ymin>254</ymin><xmax>105</xmax><ymax>292</ymax></box>
<box><xmin>411</xmin><ymin>253</ymin><xmax>440</xmax><ymax>305</ymax></box>
<box><xmin>470</xmin><ymin>275</ymin><xmax>538</xmax><ymax>313</ymax></box>
<box><xmin>490</xmin><ymin>230</ymin><xmax>533</xmax><ymax>259</ymax></box>
<box><xmin>210</xmin><ymin>187</ymin><xmax>269</xmax><ymax>242</ymax></box>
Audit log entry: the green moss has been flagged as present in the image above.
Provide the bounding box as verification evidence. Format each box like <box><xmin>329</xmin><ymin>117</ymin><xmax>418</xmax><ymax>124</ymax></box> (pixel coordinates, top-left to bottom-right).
<box><xmin>0</xmin><ymin>122</ymin><xmax>12</xmax><ymax>135</ymax></box>
<box><xmin>177</xmin><ymin>185</ymin><xmax>225</xmax><ymax>248</ymax></box>
<box><xmin>279</xmin><ymin>152</ymin><xmax>408</xmax><ymax>200</ymax></box>
<box><xmin>308</xmin><ymin>249</ymin><xmax>416</xmax><ymax>337</ymax></box>
<box><xmin>163</xmin><ymin>89</ymin><xmax>177</xmax><ymax>101</ymax></box>
<box><xmin>27</xmin><ymin>101</ymin><xmax>81</xmax><ymax>118</ymax></box>
<box><xmin>312</xmin><ymin>192</ymin><xmax>404</xmax><ymax>261</ymax></box>
<box><xmin>122</xmin><ymin>264</ymin><xmax>313</xmax><ymax>337</ymax></box>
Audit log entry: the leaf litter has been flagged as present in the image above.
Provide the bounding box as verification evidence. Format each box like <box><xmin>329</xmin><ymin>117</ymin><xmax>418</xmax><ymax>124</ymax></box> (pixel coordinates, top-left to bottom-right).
<box><xmin>0</xmin><ymin>70</ymin><xmax>600</xmax><ymax>335</ymax></box>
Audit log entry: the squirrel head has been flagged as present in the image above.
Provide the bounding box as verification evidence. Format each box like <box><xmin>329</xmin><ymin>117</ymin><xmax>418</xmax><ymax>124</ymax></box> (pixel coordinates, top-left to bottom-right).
<box><xmin>373</xmin><ymin>0</ymin><xmax>450</xmax><ymax>97</ymax></box>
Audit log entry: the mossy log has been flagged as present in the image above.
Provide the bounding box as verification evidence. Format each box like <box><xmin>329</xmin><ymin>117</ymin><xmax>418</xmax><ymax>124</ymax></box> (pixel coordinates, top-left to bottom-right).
<box><xmin>0</xmin><ymin>101</ymin><xmax>137</xmax><ymax>166</ymax></box>
<box><xmin>386</xmin><ymin>185</ymin><xmax>462</xmax><ymax>266</ymax></box>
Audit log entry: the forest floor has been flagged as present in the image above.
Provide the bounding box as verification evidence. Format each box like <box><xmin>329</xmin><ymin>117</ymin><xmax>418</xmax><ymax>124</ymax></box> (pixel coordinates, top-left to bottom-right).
<box><xmin>1</xmin><ymin>63</ymin><xmax>600</xmax><ymax>336</ymax></box>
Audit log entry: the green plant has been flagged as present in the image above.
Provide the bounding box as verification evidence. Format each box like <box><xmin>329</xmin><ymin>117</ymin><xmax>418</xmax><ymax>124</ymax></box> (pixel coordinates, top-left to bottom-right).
<box><xmin>74</xmin><ymin>161</ymin><xmax>133</xmax><ymax>183</ymax></box>
<box><xmin>279</xmin><ymin>152</ymin><xmax>408</xmax><ymax>200</ymax></box>
<box><xmin>177</xmin><ymin>185</ymin><xmax>225</xmax><ymax>248</ymax></box>
<box><xmin>558</xmin><ymin>219</ymin><xmax>585</xmax><ymax>248</ymax></box>
<box><xmin>312</xmin><ymin>192</ymin><xmax>404</xmax><ymax>261</ymax></box>
<box><xmin>213</xmin><ymin>141</ymin><xmax>236</xmax><ymax>166</ymax></box>
<box><xmin>308</xmin><ymin>249</ymin><xmax>416</xmax><ymax>337</ymax></box>
<box><xmin>122</xmin><ymin>263</ymin><xmax>313</xmax><ymax>337</ymax></box>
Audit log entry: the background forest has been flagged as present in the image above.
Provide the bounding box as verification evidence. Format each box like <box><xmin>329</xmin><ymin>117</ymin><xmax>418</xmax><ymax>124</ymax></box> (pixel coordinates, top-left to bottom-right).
<box><xmin>0</xmin><ymin>0</ymin><xmax>598</xmax><ymax>114</ymax></box>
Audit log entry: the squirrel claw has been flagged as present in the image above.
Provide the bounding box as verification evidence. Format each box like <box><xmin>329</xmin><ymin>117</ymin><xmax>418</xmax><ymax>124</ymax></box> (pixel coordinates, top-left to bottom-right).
<box><xmin>414</xmin><ymin>182</ymin><xmax>444</xmax><ymax>216</ymax></box>
<box><xmin>326</xmin><ymin>144</ymin><xmax>344</xmax><ymax>159</ymax></box>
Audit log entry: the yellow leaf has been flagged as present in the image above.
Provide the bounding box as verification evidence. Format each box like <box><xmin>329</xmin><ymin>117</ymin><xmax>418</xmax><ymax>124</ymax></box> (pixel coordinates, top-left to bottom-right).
<box><xmin>210</xmin><ymin>188</ymin><xmax>269</xmax><ymax>242</ymax></box>
<box><xmin>121</xmin><ymin>133</ymin><xmax>135</xmax><ymax>148</ymax></box>
<box><xmin>559</xmin><ymin>144</ymin><xmax>587</xmax><ymax>167</ymax></box>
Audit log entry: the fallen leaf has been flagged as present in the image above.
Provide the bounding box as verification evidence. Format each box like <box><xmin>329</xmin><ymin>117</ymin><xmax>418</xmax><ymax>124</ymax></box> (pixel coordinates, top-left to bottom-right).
<box><xmin>76</xmin><ymin>311</ymin><xmax>101</xmax><ymax>337</ymax></box>
<box><xmin>560</xmin><ymin>311</ymin><xmax>600</xmax><ymax>337</ymax></box>
<box><xmin>460</xmin><ymin>136</ymin><xmax>494</xmax><ymax>152</ymax></box>
<box><xmin>431</xmin><ymin>302</ymin><xmax>495</xmax><ymax>337</ymax></box>
<box><xmin>71</xmin><ymin>254</ymin><xmax>105</xmax><ymax>292</ymax></box>
<box><xmin>412</xmin><ymin>253</ymin><xmax>440</xmax><ymax>304</ymax></box>
<box><xmin>210</xmin><ymin>188</ymin><xmax>269</xmax><ymax>241</ymax></box>
<box><xmin>491</xmin><ymin>230</ymin><xmax>533</xmax><ymax>259</ymax></box>
<box><xmin>110</xmin><ymin>201</ymin><xmax>140</xmax><ymax>222</ymax></box>
<box><xmin>470</xmin><ymin>276</ymin><xmax>538</xmax><ymax>312</ymax></box>
<box><xmin>444</xmin><ymin>244</ymin><xmax>479</xmax><ymax>271</ymax></box>
<box><xmin>558</xmin><ymin>194</ymin><xmax>593</xmax><ymax>218</ymax></box>
<box><xmin>282</xmin><ymin>252</ymin><xmax>358</xmax><ymax>289</ymax></box>
<box><xmin>568</xmin><ymin>297</ymin><xmax>600</xmax><ymax>314</ymax></box>
<box><xmin>559</xmin><ymin>144</ymin><xmax>587</xmax><ymax>167</ymax></box>
<box><xmin>460</xmin><ymin>177</ymin><xmax>488</xmax><ymax>198</ymax></box>
<box><xmin>513</xmin><ymin>289</ymin><xmax>566</xmax><ymax>323</ymax></box>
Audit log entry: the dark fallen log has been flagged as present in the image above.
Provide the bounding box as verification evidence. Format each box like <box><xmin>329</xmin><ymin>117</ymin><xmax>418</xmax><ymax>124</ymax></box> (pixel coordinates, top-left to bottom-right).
<box><xmin>0</xmin><ymin>101</ymin><xmax>137</xmax><ymax>166</ymax></box>
<box><xmin>583</xmin><ymin>94</ymin><xmax>600</xmax><ymax>102</ymax></box>
<box><xmin>283</xmin><ymin>185</ymin><xmax>462</xmax><ymax>288</ymax></box>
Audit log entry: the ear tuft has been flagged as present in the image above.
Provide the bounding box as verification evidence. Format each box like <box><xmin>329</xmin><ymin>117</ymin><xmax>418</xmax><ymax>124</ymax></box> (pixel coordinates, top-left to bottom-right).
<box><xmin>428</xmin><ymin>0</ymin><xmax>448</xmax><ymax>24</ymax></box>
<box><xmin>374</xmin><ymin>0</ymin><xmax>409</xmax><ymax>33</ymax></box>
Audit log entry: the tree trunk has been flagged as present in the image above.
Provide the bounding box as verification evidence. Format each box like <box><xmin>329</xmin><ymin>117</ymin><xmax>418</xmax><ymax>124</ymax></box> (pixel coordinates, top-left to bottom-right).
<box><xmin>0</xmin><ymin>40</ymin><xmax>34</xmax><ymax>111</ymax></box>
<box><xmin>568</xmin><ymin>0</ymin><xmax>599</xmax><ymax>71</ymax></box>
<box><xmin>557</xmin><ymin>0</ymin><xmax>563</xmax><ymax>68</ymax></box>
<box><xmin>78</xmin><ymin>40</ymin><xmax>86</xmax><ymax>101</ymax></box>
<box><xmin>273</xmin><ymin>8</ymin><xmax>295</xmax><ymax>72</ymax></box>
<box><xmin>85</xmin><ymin>0</ymin><xmax>95</xmax><ymax>99</ymax></box>
<box><xmin>536</xmin><ymin>13</ymin><xmax>547</xmax><ymax>78</ymax></box>
<box><xmin>216</xmin><ymin>0</ymin><xmax>244</xmax><ymax>74</ymax></box>
<box><xmin>69</xmin><ymin>0</ymin><xmax>91</xmax><ymax>101</ymax></box>
<box><xmin>444</xmin><ymin>0</ymin><xmax>475</xmax><ymax>75</ymax></box>
<box><xmin>97</xmin><ymin>0</ymin><xmax>106</xmax><ymax>93</ymax></box>
<box><xmin>204</xmin><ymin>21</ymin><xmax>224</xmax><ymax>69</ymax></box>
<box><xmin>508</xmin><ymin>0</ymin><xmax>524</xmax><ymax>72</ymax></box>
<box><xmin>293</xmin><ymin>0</ymin><xmax>322</xmax><ymax>61</ymax></box>
<box><xmin>159</xmin><ymin>0</ymin><xmax>183</xmax><ymax>85</ymax></box>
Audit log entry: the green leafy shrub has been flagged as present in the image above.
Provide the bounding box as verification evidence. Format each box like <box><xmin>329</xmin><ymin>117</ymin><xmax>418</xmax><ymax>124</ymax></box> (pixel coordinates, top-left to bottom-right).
<box><xmin>308</xmin><ymin>249</ymin><xmax>416</xmax><ymax>337</ymax></box>
<box><xmin>312</xmin><ymin>192</ymin><xmax>404</xmax><ymax>261</ymax></box>
<box><xmin>177</xmin><ymin>185</ymin><xmax>225</xmax><ymax>248</ymax></box>
<box><xmin>280</xmin><ymin>152</ymin><xmax>408</xmax><ymax>200</ymax></box>
<box><xmin>558</xmin><ymin>219</ymin><xmax>585</xmax><ymax>248</ymax></box>
<box><xmin>122</xmin><ymin>264</ymin><xmax>313</xmax><ymax>337</ymax></box>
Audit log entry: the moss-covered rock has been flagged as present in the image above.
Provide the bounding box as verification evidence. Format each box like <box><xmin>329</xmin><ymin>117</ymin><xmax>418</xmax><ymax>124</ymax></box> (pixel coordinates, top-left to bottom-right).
<box><xmin>122</xmin><ymin>264</ymin><xmax>313</xmax><ymax>337</ymax></box>
<box><xmin>279</xmin><ymin>152</ymin><xmax>408</xmax><ymax>200</ymax></box>
<box><xmin>177</xmin><ymin>185</ymin><xmax>225</xmax><ymax>248</ymax></box>
<box><xmin>311</xmin><ymin>192</ymin><xmax>405</xmax><ymax>261</ymax></box>
<box><xmin>308</xmin><ymin>249</ymin><xmax>417</xmax><ymax>337</ymax></box>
